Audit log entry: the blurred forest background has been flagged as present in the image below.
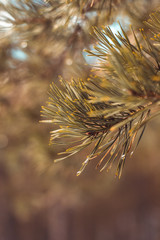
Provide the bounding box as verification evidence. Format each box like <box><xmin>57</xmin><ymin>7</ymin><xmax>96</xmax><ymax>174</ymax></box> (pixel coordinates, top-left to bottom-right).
<box><xmin>0</xmin><ymin>0</ymin><xmax>160</xmax><ymax>239</ymax></box>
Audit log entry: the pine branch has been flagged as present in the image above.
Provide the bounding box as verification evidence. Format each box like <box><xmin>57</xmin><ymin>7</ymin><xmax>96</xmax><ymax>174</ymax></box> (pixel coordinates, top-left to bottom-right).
<box><xmin>42</xmin><ymin>10</ymin><xmax>160</xmax><ymax>177</ymax></box>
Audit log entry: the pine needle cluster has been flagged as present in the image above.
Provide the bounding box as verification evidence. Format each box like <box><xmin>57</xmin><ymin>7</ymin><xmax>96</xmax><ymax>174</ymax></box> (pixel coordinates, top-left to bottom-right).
<box><xmin>42</xmin><ymin>11</ymin><xmax>160</xmax><ymax>177</ymax></box>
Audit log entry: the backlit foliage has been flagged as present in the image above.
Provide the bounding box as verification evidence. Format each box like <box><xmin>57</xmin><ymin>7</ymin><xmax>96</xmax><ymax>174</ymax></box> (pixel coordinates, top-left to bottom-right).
<box><xmin>42</xmin><ymin>11</ymin><xmax>160</xmax><ymax>177</ymax></box>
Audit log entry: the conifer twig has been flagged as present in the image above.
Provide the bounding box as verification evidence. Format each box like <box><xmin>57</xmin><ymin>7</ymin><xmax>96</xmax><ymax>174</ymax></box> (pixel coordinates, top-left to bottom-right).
<box><xmin>42</xmin><ymin>11</ymin><xmax>160</xmax><ymax>177</ymax></box>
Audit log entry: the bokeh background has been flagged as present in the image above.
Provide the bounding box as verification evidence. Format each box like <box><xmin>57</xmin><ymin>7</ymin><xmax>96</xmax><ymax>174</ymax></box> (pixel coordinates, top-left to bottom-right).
<box><xmin>0</xmin><ymin>0</ymin><xmax>160</xmax><ymax>239</ymax></box>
